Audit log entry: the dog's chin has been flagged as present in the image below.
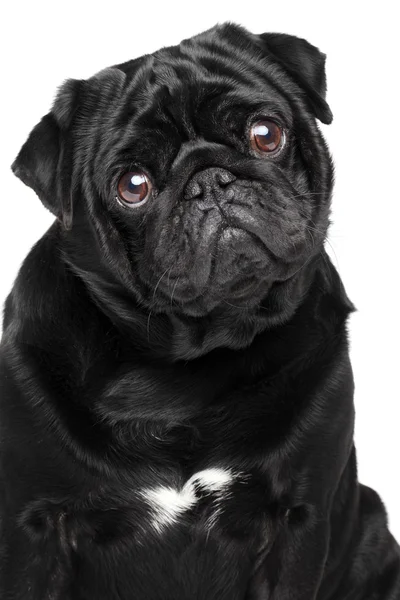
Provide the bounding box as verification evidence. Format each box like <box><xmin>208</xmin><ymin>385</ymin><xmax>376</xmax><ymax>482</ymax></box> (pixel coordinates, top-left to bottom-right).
<box><xmin>174</xmin><ymin>277</ymin><xmax>274</xmax><ymax>318</ymax></box>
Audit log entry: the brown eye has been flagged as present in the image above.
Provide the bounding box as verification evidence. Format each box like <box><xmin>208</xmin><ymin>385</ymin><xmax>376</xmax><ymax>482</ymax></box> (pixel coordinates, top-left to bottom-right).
<box><xmin>250</xmin><ymin>120</ymin><xmax>283</xmax><ymax>155</ymax></box>
<box><xmin>117</xmin><ymin>171</ymin><xmax>152</xmax><ymax>207</ymax></box>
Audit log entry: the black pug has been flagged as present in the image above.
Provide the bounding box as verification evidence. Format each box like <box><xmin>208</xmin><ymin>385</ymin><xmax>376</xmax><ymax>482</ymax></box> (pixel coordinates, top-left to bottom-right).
<box><xmin>1</xmin><ymin>22</ymin><xmax>399</xmax><ymax>600</ymax></box>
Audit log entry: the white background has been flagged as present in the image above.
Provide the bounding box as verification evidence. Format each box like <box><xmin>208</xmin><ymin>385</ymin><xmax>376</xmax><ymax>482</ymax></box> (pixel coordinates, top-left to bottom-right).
<box><xmin>1</xmin><ymin>1</ymin><xmax>399</xmax><ymax>538</ymax></box>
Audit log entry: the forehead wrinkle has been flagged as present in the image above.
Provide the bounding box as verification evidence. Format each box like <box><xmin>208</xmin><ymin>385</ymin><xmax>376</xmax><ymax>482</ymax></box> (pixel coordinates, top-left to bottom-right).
<box><xmin>112</xmin><ymin>56</ymin><xmax>158</xmax><ymax>128</ymax></box>
<box><xmin>163</xmin><ymin>99</ymin><xmax>196</xmax><ymax>142</ymax></box>
<box><xmin>179</xmin><ymin>43</ymin><xmax>258</xmax><ymax>90</ymax></box>
<box><xmin>153</xmin><ymin>51</ymin><xmax>239</xmax><ymax>95</ymax></box>
<box><xmin>184</xmin><ymin>36</ymin><xmax>264</xmax><ymax>81</ymax></box>
<box><xmin>152</xmin><ymin>58</ymin><xmax>202</xmax><ymax>140</ymax></box>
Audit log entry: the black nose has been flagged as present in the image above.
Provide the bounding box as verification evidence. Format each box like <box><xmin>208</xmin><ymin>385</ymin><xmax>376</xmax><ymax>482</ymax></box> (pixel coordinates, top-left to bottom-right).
<box><xmin>184</xmin><ymin>167</ymin><xmax>236</xmax><ymax>201</ymax></box>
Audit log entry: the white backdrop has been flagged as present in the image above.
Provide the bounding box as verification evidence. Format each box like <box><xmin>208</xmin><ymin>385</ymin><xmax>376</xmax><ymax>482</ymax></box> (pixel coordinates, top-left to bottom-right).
<box><xmin>1</xmin><ymin>1</ymin><xmax>399</xmax><ymax>538</ymax></box>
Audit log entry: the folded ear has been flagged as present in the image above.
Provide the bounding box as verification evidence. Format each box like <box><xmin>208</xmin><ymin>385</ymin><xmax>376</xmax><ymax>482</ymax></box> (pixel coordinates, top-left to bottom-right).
<box><xmin>11</xmin><ymin>78</ymin><xmax>82</xmax><ymax>230</ymax></box>
<box><xmin>259</xmin><ymin>33</ymin><xmax>333</xmax><ymax>125</ymax></box>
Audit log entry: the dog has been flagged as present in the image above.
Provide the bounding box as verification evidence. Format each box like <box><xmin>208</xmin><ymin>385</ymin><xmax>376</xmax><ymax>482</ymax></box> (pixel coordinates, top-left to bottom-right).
<box><xmin>1</xmin><ymin>22</ymin><xmax>399</xmax><ymax>600</ymax></box>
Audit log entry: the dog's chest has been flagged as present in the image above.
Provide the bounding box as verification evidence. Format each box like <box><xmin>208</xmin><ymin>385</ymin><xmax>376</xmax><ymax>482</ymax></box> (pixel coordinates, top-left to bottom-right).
<box><xmin>97</xmin><ymin>423</ymin><xmax>289</xmax><ymax>554</ymax></box>
<box><xmin>83</xmin><ymin>360</ymin><xmax>305</xmax><ymax>555</ymax></box>
<box><xmin>99</xmin><ymin>365</ymin><xmax>297</xmax><ymax>541</ymax></box>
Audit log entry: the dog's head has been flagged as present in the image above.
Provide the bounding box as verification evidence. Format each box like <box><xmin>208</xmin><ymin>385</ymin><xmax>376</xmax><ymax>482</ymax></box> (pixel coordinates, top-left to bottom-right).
<box><xmin>12</xmin><ymin>24</ymin><xmax>334</xmax><ymax>357</ymax></box>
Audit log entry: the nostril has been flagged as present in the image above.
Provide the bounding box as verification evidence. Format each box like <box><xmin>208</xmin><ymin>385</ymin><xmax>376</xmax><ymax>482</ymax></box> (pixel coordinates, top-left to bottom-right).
<box><xmin>216</xmin><ymin>170</ymin><xmax>236</xmax><ymax>187</ymax></box>
<box><xmin>184</xmin><ymin>168</ymin><xmax>236</xmax><ymax>201</ymax></box>
<box><xmin>184</xmin><ymin>180</ymin><xmax>203</xmax><ymax>201</ymax></box>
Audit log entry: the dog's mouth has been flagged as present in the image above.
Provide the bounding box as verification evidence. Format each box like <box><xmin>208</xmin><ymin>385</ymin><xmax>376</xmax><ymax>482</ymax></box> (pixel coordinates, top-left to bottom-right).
<box><xmin>209</xmin><ymin>226</ymin><xmax>274</xmax><ymax>298</ymax></box>
<box><xmin>137</xmin><ymin>221</ymin><xmax>302</xmax><ymax>317</ymax></box>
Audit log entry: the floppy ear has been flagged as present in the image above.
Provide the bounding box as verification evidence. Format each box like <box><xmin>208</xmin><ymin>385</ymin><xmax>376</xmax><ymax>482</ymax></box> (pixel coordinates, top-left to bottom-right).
<box><xmin>11</xmin><ymin>78</ymin><xmax>82</xmax><ymax>230</ymax></box>
<box><xmin>259</xmin><ymin>33</ymin><xmax>333</xmax><ymax>125</ymax></box>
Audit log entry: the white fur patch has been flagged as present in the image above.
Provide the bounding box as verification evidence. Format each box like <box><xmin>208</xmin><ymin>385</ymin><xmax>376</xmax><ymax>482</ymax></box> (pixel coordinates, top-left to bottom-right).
<box><xmin>186</xmin><ymin>467</ymin><xmax>234</xmax><ymax>492</ymax></box>
<box><xmin>141</xmin><ymin>467</ymin><xmax>236</xmax><ymax>533</ymax></box>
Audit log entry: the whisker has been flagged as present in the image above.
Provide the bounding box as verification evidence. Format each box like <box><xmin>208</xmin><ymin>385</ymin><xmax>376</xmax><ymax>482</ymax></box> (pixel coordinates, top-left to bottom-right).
<box><xmin>166</xmin><ymin>266</ymin><xmax>173</xmax><ymax>294</ymax></box>
<box><xmin>287</xmin><ymin>253</ymin><xmax>314</xmax><ymax>280</ymax></box>
<box><xmin>170</xmin><ymin>277</ymin><xmax>181</xmax><ymax>309</ymax></box>
<box><xmin>152</xmin><ymin>267</ymin><xmax>170</xmax><ymax>306</ymax></box>
<box><xmin>222</xmin><ymin>299</ymin><xmax>249</xmax><ymax>310</ymax></box>
<box><xmin>324</xmin><ymin>237</ymin><xmax>341</xmax><ymax>272</ymax></box>
<box><xmin>146</xmin><ymin>309</ymin><xmax>153</xmax><ymax>341</ymax></box>
<box><xmin>286</xmin><ymin>191</ymin><xmax>326</xmax><ymax>200</ymax></box>
<box><xmin>146</xmin><ymin>267</ymin><xmax>170</xmax><ymax>340</ymax></box>
<box><xmin>305</xmin><ymin>227</ymin><xmax>316</xmax><ymax>249</ymax></box>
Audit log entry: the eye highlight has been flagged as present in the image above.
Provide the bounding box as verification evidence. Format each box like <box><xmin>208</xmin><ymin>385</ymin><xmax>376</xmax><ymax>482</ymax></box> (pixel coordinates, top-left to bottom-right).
<box><xmin>250</xmin><ymin>119</ymin><xmax>284</xmax><ymax>155</ymax></box>
<box><xmin>117</xmin><ymin>171</ymin><xmax>152</xmax><ymax>207</ymax></box>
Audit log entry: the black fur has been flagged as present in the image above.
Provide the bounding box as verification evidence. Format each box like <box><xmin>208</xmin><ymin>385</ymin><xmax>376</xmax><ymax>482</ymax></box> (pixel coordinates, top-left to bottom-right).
<box><xmin>1</xmin><ymin>23</ymin><xmax>399</xmax><ymax>599</ymax></box>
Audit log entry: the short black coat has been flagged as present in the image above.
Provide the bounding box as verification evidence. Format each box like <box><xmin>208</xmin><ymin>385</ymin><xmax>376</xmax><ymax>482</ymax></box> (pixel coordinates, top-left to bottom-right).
<box><xmin>1</xmin><ymin>22</ymin><xmax>399</xmax><ymax>600</ymax></box>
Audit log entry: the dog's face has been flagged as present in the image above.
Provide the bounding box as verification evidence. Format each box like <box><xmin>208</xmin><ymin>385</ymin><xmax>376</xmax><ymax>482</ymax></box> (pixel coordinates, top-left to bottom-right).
<box><xmin>12</xmin><ymin>24</ymin><xmax>333</xmax><ymax>346</ymax></box>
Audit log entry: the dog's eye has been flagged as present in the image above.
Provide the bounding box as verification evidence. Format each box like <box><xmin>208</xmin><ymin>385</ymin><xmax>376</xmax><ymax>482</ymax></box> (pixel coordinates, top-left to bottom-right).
<box><xmin>117</xmin><ymin>171</ymin><xmax>152</xmax><ymax>207</ymax></box>
<box><xmin>250</xmin><ymin>120</ymin><xmax>283</xmax><ymax>155</ymax></box>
